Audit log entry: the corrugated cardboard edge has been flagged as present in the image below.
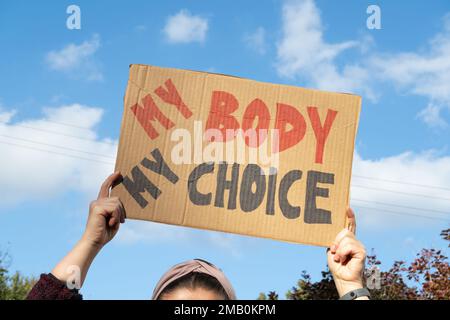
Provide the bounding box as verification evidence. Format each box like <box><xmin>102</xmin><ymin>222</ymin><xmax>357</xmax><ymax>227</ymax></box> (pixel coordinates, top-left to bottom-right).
<box><xmin>343</xmin><ymin>96</ymin><xmax>362</xmax><ymax>236</ymax></box>
<box><xmin>129</xmin><ymin>63</ymin><xmax>362</xmax><ymax>98</ymax></box>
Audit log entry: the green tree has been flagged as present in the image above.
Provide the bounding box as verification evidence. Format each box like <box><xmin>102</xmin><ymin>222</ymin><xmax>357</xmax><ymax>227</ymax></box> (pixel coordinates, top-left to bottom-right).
<box><xmin>0</xmin><ymin>251</ymin><xmax>36</xmax><ymax>300</ymax></box>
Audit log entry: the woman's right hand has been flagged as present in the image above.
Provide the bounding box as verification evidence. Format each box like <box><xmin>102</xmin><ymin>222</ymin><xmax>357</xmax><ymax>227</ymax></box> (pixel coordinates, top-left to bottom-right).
<box><xmin>81</xmin><ymin>172</ymin><xmax>126</xmax><ymax>248</ymax></box>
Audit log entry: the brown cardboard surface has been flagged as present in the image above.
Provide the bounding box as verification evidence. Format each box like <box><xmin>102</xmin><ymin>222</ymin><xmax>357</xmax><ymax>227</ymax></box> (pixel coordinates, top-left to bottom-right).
<box><xmin>111</xmin><ymin>64</ymin><xmax>361</xmax><ymax>247</ymax></box>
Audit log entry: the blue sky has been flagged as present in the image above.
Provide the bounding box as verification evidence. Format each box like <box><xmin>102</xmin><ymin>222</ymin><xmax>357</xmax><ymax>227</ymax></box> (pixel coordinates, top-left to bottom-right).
<box><xmin>0</xmin><ymin>0</ymin><xmax>449</xmax><ymax>299</ymax></box>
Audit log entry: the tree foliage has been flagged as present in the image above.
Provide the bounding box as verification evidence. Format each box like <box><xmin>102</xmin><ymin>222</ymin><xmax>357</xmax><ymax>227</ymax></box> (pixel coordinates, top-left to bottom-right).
<box><xmin>0</xmin><ymin>251</ymin><xmax>36</xmax><ymax>300</ymax></box>
<box><xmin>259</xmin><ymin>228</ymin><xmax>450</xmax><ymax>300</ymax></box>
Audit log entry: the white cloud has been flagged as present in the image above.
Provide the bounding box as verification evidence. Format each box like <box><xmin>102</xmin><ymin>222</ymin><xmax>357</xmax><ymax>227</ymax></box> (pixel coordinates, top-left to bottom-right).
<box><xmin>276</xmin><ymin>0</ymin><xmax>375</xmax><ymax>99</ymax></box>
<box><xmin>0</xmin><ymin>103</ymin><xmax>117</xmax><ymax>205</ymax></box>
<box><xmin>417</xmin><ymin>103</ymin><xmax>448</xmax><ymax>128</ymax></box>
<box><xmin>163</xmin><ymin>10</ymin><xmax>208</xmax><ymax>44</ymax></box>
<box><xmin>117</xmin><ymin>220</ymin><xmax>191</xmax><ymax>244</ymax></box>
<box><xmin>277</xmin><ymin>0</ymin><xmax>355</xmax><ymax>76</ymax></box>
<box><xmin>358</xmin><ymin>34</ymin><xmax>376</xmax><ymax>55</ymax></box>
<box><xmin>275</xmin><ymin>1</ymin><xmax>450</xmax><ymax>127</ymax></box>
<box><xmin>0</xmin><ymin>109</ymin><xmax>16</xmax><ymax>124</ymax></box>
<box><xmin>371</xmin><ymin>15</ymin><xmax>450</xmax><ymax>127</ymax></box>
<box><xmin>351</xmin><ymin>150</ymin><xmax>450</xmax><ymax>228</ymax></box>
<box><xmin>45</xmin><ymin>34</ymin><xmax>103</xmax><ymax>81</ymax></box>
<box><xmin>244</xmin><ymin>27</ymin><xmax>266</xmax><ymax>55</ymax></box>
<box><xmin>116</xmin><ymin>220</ymin><xmax>245</xmax><ymax>257</ymax></box>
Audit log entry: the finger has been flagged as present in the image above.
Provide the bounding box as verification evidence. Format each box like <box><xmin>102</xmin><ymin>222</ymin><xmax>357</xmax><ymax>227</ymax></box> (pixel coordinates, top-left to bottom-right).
<box><xmin>334</xmin><ymin>237</ymin><xmax>359</xmax><ymax>262</ymax></box>
<box><xmin>109</xmin><ymin>216</ymin><xmax>117</xmax><ymax>227</ymax></box>
<box><xmin>99</xmin><ymin>197</ymin><xmax>121</xmax><ymax>205</ymax></box>
<box><xmin>329</xmin><ymin>244</ymin><xmax>338</xmax><ymax>254</ymax></box>
<box><xmin>112</xmin><ymin>221</ymin><xmax>120</xmax><ymax>231</ymax></box>
<box><xmin>336</xmin><ymin>236</ymin><xmax>353</xmax><ymax>249</ymax></box>
<box><xmin>92</xmin><ymin>203</ymin><xmax>121</xmax><ymax>227</ymax></box>
<box><xmin>334</xmin><ymin>237</ymin><xmax>352</xmax><ymax>262</ymax></box>
<box><xmin>109</xmin><ymin>206</ymin><xmax>122</xmax><ymax>228</ymax></box>
<box><xmin>114</xmin><ymin>203</ymin><xmax>125</xmax><ymax>224</ymax></box>
<box><xmin>334</xmin><ymin>243</ymin><xmax>354</xmax><ymax>263</ymax></box>
<box><xmin>346</xmin><ymin>208</ymin><xmax>356</xmax><ymax>234</ymax></box>
<box><xmin>327</xmin><ymin>248</ymin><xmax>336</xmax><ymax>263</ymax></box>
<box><xmin>93</xmin><ymin>202</ymin><xmax>117</xmax><ymax>213</ymax></box>
<box><xmin>336</xmin><ymin>239</ymin><xmax>365</xmax><ymax>263</ymax></box>
<box><xmin>118</xmin><ymin>201</ymin><xmax>126</xmax><ymax>223</ymax></box>
<box><xmin>334</xmin><ymin>237</ymin><xmax>354</xmax><ymax>260</ymax></box>
<box><xmin>90</xmin><ymin>201</ymin><xmax>115</xmax><ymax>216</ymax></box>
<box><xmin>331</xmin><ymin>228</ymin><xmax>354</xmax><ymax>252</ymax></box>
<box><xmin>101</xmin><ymin>198</ymin><xmax>126</xmax><ymax>223</ymax></box>
<box><xmin>330</xmin><ymin>208</ymin><xmax>357</xmax><ymax>254</ymax></box>
<box><xmin>98</xmin><ymin>171</ymin><xmax>121</xmax><ymax>200</ymax></box>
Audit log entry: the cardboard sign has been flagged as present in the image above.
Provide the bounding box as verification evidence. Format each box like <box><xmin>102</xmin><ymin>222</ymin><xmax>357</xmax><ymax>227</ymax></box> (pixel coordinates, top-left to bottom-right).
<box><xmin>112</xmin><ymin>64</ymin><xmax>361</xmax><ymax>247</ymax></box>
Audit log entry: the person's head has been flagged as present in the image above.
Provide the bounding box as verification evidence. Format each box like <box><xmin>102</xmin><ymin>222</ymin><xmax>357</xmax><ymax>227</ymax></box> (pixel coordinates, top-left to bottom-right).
<box><xmin>152</xmin><ymin>259</ymin><xmax>236</xmax><ymax>300</ymax></box>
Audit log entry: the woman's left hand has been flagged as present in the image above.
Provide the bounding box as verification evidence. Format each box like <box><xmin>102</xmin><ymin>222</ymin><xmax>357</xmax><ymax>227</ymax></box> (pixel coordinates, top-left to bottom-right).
<box><xmin>327</xmin><ymin>208</ymin><xmax>367</xmax><ymax>298</ymax></box>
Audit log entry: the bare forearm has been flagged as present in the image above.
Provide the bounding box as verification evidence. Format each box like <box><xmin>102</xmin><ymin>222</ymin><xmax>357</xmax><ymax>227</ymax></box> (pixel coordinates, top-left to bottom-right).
<box><xmin>51</xmin><ymin>238</ymin><xmax>101</xmax><ymax>288</ymax></box>
<box><xmin>50</xmin><ymin>173</ymin><xmax>124</xmax><ymax>291</ymax></box>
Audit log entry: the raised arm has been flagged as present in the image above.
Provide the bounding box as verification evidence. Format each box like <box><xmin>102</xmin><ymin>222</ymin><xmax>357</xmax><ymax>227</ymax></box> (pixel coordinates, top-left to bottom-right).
<box><xmin>328</xmin><ymin>208</ymin><xmax>369</xmax><ymax>300</ymax></box>
<box><xmin>27</xmin><ymin>172</ymin><xmax>125</xmax><ymax>299</ymax></box>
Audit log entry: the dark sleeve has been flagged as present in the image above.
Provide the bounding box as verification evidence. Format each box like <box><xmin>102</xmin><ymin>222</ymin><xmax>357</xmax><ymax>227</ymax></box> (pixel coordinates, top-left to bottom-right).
<box><xmin>26</xmin><ymin>273</ymin><xmax>83</xmax><ymax>300</ymax></box>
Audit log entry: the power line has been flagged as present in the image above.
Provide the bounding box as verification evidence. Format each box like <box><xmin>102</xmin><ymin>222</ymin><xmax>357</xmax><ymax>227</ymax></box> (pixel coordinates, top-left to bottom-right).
<box><xmin>353</xmin><ymin>174</ymin><xmax>450</xmax><ymax>191</ymax></box>
<box><xmin>0</xmin><ymin>140</ymin><xmax>115</xmax><ymax>165</ymax></box>
<box><xmin>0</xmin><ymin>139</ymin><xmax>448</xmax><ymax>222</ymax></box>
<box><xmin>3</xmin><ymin>122</ymin><xmax>450</xmax><ymax>192</ymax></box>
<box><xmin>0</xmin><ymin>134</ymin><xmax>116</xmax><ymax>160</ymax></box>
<box><xmin>3</xmin><ymin>123</ymin><xmax>450</xmax><ymax>192</ymax></box>
<box><xmin>351</xmin><ymin>184</ymin><xmax>450</xmax><ymax>202</ymax></box>
<box><xmin>353</xmin><ymin>205</ymin><xmax>450</xmax><ymax>222</ymax></box>
<box><xmin>351</xmin><ymin>198</ymin><xmax>450</xmax><ymax>216</ymax></box>
<box><xmin>0</xmin><ymin>132</ymin><xmax>450</xmax><ymax>205</ymax></box>
<box><xmin>0</xmin><ymin>123</ymin><xmax>117</xmax><ymax>146</ymax></box>
<box><xmin>40</xmin><ymin>119</ymin><xmax>94</xmax><ymax>130</ymax></box>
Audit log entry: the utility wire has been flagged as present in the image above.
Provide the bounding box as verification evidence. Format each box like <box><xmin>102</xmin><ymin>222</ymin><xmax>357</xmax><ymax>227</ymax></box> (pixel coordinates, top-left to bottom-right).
<box><xmin>0</xmin><ymin>141</ymin><xmax>450</xmax><ymax>221</ymax></box>
<box><xmin>0</xmin><ymin>137</ymin><xmax>449</xmax><ymax>204</ymax></box>
<box><xmin>353</xmin><ymin>205</ymin><xmax>450</xmax><ymax>222</ymax></box>
<box><xmin>39</xmin><ymin>119</ymin><xmax>94</xmax><ymax>130</ymax></box>
<box><xmin>2</xmin><ymin>123</ymin><xmax>450</xmax><ymax>192</ymax></box>
<box><xmin>3</xmin><ymin>124</ymin><xmax>450</xmax><ymax>192</ymax></box>
<box><xmin>0</xmin><ymin>140</ymin><xmax>115</xmax><ymax>165</ymax></box>
<box><xmin>0</xmin><ymin>123</ymin><xmax>117</xmax><ymax>146</ymax></box>
<box><xmin>0</xmin><ymin>134</ymin><xmax>116</xmax><ymax>160</ymax></box>
<box><xmin>353</xmin><ymin>174</ymin><xmax>450</xmax><ymax>191</ymax></box>
<box><xmin>351</xmin><ymin>198</ymin><xmax>450</xmax><ymax>217</ymax></box>
<box><xmin>351</xmin><ymin>184</ymin><xmax>450</xmax><ymax>202</ymax></box>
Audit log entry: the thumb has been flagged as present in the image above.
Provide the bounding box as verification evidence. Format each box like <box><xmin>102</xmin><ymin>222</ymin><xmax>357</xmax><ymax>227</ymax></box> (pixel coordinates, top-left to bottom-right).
<box><xmin>98</xmin><ymin>172</ymin><xmax>122</xmax><ymax>199</ymax></box>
